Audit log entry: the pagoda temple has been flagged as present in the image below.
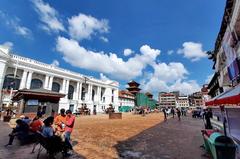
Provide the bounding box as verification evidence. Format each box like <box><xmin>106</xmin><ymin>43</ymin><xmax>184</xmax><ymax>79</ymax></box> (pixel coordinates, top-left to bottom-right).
<box><xmin>126</xmin><ymin>80</ymin><xmax>141</xmax><ymax>95</ymax></box>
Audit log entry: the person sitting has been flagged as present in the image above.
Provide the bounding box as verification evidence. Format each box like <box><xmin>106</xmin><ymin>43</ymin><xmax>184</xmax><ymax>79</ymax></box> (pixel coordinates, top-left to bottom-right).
<box><xmin>41</xmin><ymin>117</ymin><xmax>62</xmax><ymax>158</ymax></box>
<box><xmin>29</xmin><ymin>116</ymin><xmax>43</xmax><ymax>133</ymax></box>
<box><xmin>5</xmin><ymin>119</ymin><xmax>29</xmax><ymax>146</ymax></box>
<box><xmin>42</xmin><ymin>116</ymin><xmax>55</xmax><ymax>138</ymax></box>
<box><xmin>42</xmin><ymin>116</ymin><xmax>68</xmax><ymax>158</ymax></box>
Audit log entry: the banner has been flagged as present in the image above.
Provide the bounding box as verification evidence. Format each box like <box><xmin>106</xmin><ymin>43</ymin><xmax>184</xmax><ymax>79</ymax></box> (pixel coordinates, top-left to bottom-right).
<box><xmin>222</xmin><ymin>27</ymin><xmax>239</xmax><ymax>80</ymax></box>
<box><xmin>227</xmin><ymin>58</ymin><xmax>240</xmax><ymax>80</ymax></box>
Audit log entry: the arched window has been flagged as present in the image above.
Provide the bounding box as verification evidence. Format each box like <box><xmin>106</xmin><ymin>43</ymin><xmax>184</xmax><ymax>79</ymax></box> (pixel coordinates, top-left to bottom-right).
<box><xmin>52</xmin><ymin>82</ymin><xmax>60</xmax><ymax>92</ymax></box>
<box><xmin>92</xmin><ymin>89</ymin><xmax>95</xmax><ymax>101</ymax></box>
<box><xmin>68</xmin><ymin>85</ymin><xmax>74</xmax><ymax>100</ymax></box>
<box><xmin>3</xmin><ymin>74</ymin><xmax>20</xmax><ymax>90</ymax></box>
<box><xmin>30</xmin><ymin>79</ymin><xmax>43</xmax><ymax>89</ymax></box>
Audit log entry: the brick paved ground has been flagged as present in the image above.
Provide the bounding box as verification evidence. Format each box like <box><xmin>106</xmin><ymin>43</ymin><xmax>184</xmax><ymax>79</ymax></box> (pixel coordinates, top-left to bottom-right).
<box><xmin>115</xmin><ymin>116</ymin><xmax>211</xmax><ymax>159</ymax></box>
<box><xmin>0</xmin><ymin>114</ymin><xmax>211</xmax><ymax>159</ymax></box>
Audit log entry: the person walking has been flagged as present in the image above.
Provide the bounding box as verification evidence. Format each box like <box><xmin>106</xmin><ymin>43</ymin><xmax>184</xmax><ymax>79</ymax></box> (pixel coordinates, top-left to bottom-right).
<box><xmin>181</xmin><ymin>108</ymin><xmax>184</xmax><ymax>116</ymax></box>
<box><xmin>176</xmin><ymin>108</ymin><xmax>181</xmax><ymax>121</ymax></box>
<box><xmin>205</xmin><ymin>108</ymin><xmax>213</xmax><ymax>129</ymax></box>
<box><xmin>171</xmin><ymin>107</ymin><xmax>175</xmax><ymax>118</ymax></box>
<box><xmin>162</xmin><ymin>108</ymin><xmax>167</xmax><ymax>121</ymax></box>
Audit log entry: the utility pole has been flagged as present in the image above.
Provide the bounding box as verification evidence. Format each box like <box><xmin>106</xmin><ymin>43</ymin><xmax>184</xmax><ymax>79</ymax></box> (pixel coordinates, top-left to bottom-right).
<box><xmin>82</xmin><ymin>76</ymin><xmax>89</xmax><ymax>105</ymax></box>
<box><xmin>8</xmin><ymin>60</ymin><xmax>18</xmax><ymax>107</ymax></box>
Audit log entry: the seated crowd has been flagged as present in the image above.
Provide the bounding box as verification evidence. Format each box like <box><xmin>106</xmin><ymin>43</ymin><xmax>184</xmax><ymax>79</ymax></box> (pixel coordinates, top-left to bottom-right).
<box><xmin>5</xmin><ymin>109</ymin><xmax>76</xmax><ymax>157</ymax></box>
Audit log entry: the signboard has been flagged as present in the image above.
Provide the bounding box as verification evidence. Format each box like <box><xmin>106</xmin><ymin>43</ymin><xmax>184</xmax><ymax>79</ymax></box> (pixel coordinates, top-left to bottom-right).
<box><xmin>26</xmin><ymin>99</ymin><xmax>38</xmax><ymax>106</ymax></box>
<box><xmin>226</xmin><ymin>108</ymin><xmax>240</xmax><ymax>142</ymax></box>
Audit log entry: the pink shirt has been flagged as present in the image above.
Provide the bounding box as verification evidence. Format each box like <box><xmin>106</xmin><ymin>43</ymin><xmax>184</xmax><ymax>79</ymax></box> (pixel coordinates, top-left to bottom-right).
<box><xmin>65</xmin><ymin>115</ymin><xmax>75</xmax><ymax>133</ymax></box>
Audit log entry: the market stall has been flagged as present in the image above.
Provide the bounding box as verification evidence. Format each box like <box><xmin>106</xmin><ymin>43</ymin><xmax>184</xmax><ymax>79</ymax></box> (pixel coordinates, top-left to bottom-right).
<box><xmin>204</xmin><ymin>84</ymin><xmax>240</xmax><ymax>158</ymax></box>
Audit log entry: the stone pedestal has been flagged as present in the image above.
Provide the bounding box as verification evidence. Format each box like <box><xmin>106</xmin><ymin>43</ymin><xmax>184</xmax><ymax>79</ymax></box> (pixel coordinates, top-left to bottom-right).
<box><xmin>109</xmin><ymin>113</ymin><xmax>122</xmax><ymax>119</ymax></box>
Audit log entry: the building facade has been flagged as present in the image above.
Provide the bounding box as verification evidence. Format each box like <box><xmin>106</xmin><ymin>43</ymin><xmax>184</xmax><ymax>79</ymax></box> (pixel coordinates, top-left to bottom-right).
<box><xmin>136</xmin><ymin>93</ymin><xmax>157</xmax><ymax>109</ymax></box>
<box><xmin>118</xmin><ymin>90</ymin><xmax>135</xmax><ymax>112</ymax></box>
<box><xmin>207</xmin><ymin>72</ymin><xmax>224</xmax><ymax>98</ymax></box>
<box><xmin>188</xmin><ymin>92</ymin><xmax>203</xmax><ymax>108</ymax></box>
<box><xmin>208</xmin><ymin>0</ymin><xmax>240</xmax><ymax>95</ymax></box>
<box><xmin>158</xmin><ymin>92</ymin><xmax>177</xmax><ymax>108</ymax></box>
<box><xmin>176</xmin><ymin>96</ymin><xmax>189</xmax><ymax>108</ymax></box>
<box><xmin>206</xmin><ymin>1</ymin><xmax>240</xmax><ymax>155</ymax></box>
<box><xmin>201</xmin><ymin>84</ymin><xmax>211</xmax><ymax>106</ymax></box>
<box><xmin>0</xmin><ymin>46</ymin><xmax>119</xmax><ymax>113</ymax></box>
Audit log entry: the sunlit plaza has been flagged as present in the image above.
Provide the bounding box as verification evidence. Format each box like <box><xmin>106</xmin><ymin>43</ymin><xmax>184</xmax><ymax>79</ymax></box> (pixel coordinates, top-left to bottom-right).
<box><xmin>0</xmin><ymin>0</ymin><xmax>240</xmax><ymax>159</ymax></box>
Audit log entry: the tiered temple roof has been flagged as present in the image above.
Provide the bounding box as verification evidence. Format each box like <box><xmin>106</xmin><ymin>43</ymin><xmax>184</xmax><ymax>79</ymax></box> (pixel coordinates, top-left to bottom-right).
<box><xmin>126</xmin><ymin>80</ymin><xmax>141</xmax><ymax>95</ymax></box>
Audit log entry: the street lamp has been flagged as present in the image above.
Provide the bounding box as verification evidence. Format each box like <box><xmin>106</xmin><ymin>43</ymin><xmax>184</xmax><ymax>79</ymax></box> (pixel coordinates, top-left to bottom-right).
<box><xmin>82</xmin><ymin>76</ymin><xmax>89</xmax><ymax>107</ymax></box>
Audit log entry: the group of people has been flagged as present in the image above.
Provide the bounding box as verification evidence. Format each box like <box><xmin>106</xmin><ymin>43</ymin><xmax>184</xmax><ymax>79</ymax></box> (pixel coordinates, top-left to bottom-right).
<box><xmin>162</xmin><ymin>107</ymin><xmax>186</xmax><ymax>121</ymax></box>
<box><xmin>77</xmin><ymin>104</ymin><xmax>91</xmax><ymax>115</ymax></box>
<box><xmin>134</xmin><ymin>106</ymin><xmax>151</xmax><ymax>116</ymax></box>
<box><xmin>5</xmin><ymin>108</ymin><xmax>75</xmax><ymax>157</ymax></box>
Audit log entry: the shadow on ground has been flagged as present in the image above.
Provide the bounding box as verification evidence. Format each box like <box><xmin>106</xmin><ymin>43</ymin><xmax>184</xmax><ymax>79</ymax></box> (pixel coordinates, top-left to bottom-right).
<box><xmin>114</xmin><ymin>116</ymin><xmax>212</xmax><ymax>159</ymax></box>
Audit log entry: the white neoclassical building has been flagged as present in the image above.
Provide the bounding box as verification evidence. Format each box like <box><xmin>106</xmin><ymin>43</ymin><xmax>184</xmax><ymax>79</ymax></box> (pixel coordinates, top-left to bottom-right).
<box><xmin>0</xmin><ymin>46</ymin><xmax>119</xmax><ymax>114</ymax></box>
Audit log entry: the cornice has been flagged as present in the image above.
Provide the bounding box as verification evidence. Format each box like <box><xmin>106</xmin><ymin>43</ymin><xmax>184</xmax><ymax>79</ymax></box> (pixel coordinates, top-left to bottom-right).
<box><xmin>5</xmin><ymin>53</ymin><xmax>119</xmax><ymax>88</ymax></box>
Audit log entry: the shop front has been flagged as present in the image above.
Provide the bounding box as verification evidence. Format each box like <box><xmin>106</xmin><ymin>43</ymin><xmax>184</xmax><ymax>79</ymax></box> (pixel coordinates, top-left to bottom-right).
<box><xmin>12</xmin><ymin>88</ymin><xmax>65</xmax><ymax>117</ymax></box>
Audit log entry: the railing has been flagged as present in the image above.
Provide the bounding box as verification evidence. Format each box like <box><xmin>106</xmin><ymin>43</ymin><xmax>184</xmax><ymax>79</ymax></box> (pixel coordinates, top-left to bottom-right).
<box><xmin>10</xmin><ymin>54</ymin><xmax>118</xmax><ymax>86</ymax></box>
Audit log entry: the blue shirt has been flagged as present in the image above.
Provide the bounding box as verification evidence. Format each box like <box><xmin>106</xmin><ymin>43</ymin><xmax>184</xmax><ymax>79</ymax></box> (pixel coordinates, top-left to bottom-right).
<box><xmin>42</xmin><ymin>126</ymin><xmax>54</xmax><ymax>138</ymax></box>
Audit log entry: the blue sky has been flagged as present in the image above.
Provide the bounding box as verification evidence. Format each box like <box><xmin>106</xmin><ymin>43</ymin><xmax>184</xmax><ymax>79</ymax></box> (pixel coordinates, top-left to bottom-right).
<box><xmin>0</xmin><ymin>0</ymin><xmax>226</xmax><ymax>96</ymax></box>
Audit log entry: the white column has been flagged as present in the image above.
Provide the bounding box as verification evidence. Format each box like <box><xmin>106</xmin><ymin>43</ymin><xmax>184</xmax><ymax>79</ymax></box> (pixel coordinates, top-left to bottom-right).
<box><xmin>97</xmin><ymin>86</ymin><xmax>101</xmax><ymax>102</ymax></box>
<box><xmin>75</xmin><ymin>82</ymin><xmax>80</xmax><ymax>100</ymax></box>
<box><xmin>48</xmin><ymin>76</ymin><xmax>53</xmax><ymax>90</ymax></box>
<box><xmin>78</xmin><ymin>82</ymin><xmax>82</xmax><ymax>100</ymax></box>
<box><xmin>0</xmin><ymin>61</ymin><xmax>8</xmax><ymax>106</ymax></box>
<box><xmin>19</xmin><ymin>70</ymin><xmax>28</xmax><ymax>89</ymax></box>
<box><xmin>44</xmin><ymin>75</ymin><xmax>49</xmax><ymax>89</ymax></box>
<box><xmin>65</xmin><ymin>80</ymin><xmax>70</xmax><ymax>99</ymax></box>
<box><xmin>87</xmin><ymin>84</ymin><xmax>91</xmax><ymax>101</ymax></box>
<box><xmin>26</xmin><ymin>71</ymin><xmax>33</xmax><ymax>89</ymax></box>
<box><xmin>60</xmin><ymin>79</ymin><xmax>66</xmax><ymax>93</ymax></box>
<box><xmin>114</xmin><ymin>89</ymin><xmax>119</xmax><ymax>107</ymax></box>
<box><xmin>90</xmin><ymin>84</ymin><xmax>93</xmax><ymax>101</ymax></box>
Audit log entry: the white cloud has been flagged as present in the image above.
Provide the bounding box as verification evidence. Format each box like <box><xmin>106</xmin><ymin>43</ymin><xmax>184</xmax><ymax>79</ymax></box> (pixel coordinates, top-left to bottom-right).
<box><xmin>124</xmin><ymin>48</ymin><xmax>134</xmax><ymax>56</ymax></box>
<box><xmin>0</xmin><ymin>42</ymin><xmax>14</xmax><ymax>54</ymax></box>
<box><xmin>142</xmin><ymin>78</ymin><xmax>200</xmax><ymax>96</ymax></box>
<box><xmin>100</xmin><ymin>36</ymin><xmax>109</xmax><ymax>43</ymax></box>
<box><xmin>0</xmin><ymin>42</ymin><xmax>13</xmax><ymax>49</ymax></box>
<box><xmin>141</xmin><ymin>77</ymin><xmax>169</xmax><ymax>93</ymax></box>
<box><xmin>152</xmin><ymin>62</ymin><xmax>188</xmax><ymax>83</ymax></box>
<box><xmin>141</xmin><ymin>61</ymin><xmax>200</xmax><ymax>95</ymax></box>
<box><xmin>68</xmin><ymin>13</ymin><xmax>109</xmax><ymax>41</ymax></box>
<box><xmin>56</xmin><ymin>37</ymin><xmax>160</xmax><ymax>80</ymax></box>
<box><xmin>0</xmin><ymin>11</ymin><xmax>31</xmax><ymax>38</ymax></box>
<box><xmin>32</xmin><ymin>0</ymin><xmax>65</xmax><ymax>32</ymax></box>
<box><xmin>205</xmin><ymin>73</ymin><xmax>214</xmax><ymax>84</ymax></box>
<box><xmin>100</xmin><ymin>73</ymin><xmax>110</xmax><ymax>82</ymax></box>
<box><xmin>169</xmin><ymin>79</ymin><xmax>201</xmax><ymax>95</ymax></box>
<box><xmin>177</xmin><ymin>42</ymin><xmax>207</xmax><ymax>61</ymax></box>
<box><xmin>51</xmin><ymin>59</ymin><xmax>59</xmax><ymax>67</ymax></box>
<box><xmin>167</xmin><ymin>50</ymin><xmax>174</xmax><ymax>55</ymax></box>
